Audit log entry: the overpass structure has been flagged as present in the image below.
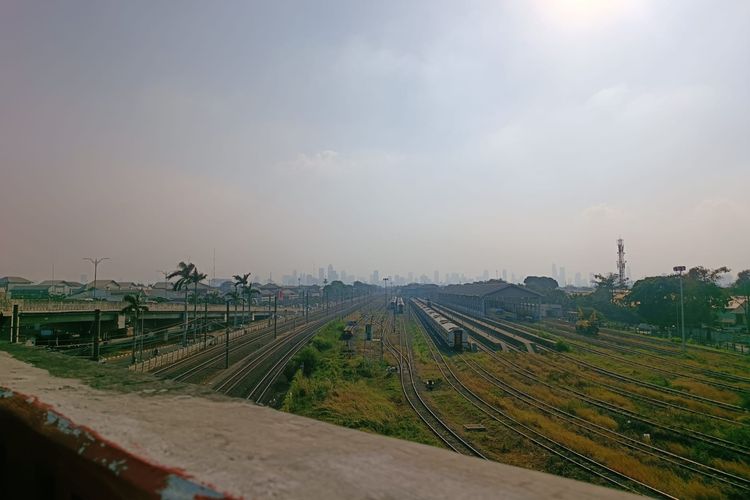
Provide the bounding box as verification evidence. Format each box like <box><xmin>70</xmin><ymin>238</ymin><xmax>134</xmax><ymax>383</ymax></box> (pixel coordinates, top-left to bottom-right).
<box><xmin>0</xmin><ymin>301</ymin><xmax>299</xmax><ymax>342</ymax></box>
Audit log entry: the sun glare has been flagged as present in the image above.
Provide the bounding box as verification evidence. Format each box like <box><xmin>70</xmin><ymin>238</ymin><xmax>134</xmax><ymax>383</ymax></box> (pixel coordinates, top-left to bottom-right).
<box><xmin>536</xmin><ymin>0</ymin><xmax>644</xmax><ymax>30</ymax></box>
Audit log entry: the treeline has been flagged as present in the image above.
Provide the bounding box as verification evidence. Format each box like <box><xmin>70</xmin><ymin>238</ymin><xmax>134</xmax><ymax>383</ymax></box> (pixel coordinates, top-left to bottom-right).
<box><xmin>524</xmin><ymin>268</ymin><xmax>750</xmax><ymax>333</ymax></box>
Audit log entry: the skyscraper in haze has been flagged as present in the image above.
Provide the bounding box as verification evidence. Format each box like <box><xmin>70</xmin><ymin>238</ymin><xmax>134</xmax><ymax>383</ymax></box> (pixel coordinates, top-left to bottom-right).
<box><xmin>318</xmin><ymin>268</ymin><xmax>324</xmax><ymax>283</ymax></box>
<box><xmin>559</xmin><ymin>267</ymin><xmax>567</xmax><ymax>287</ymax></box>
<box><xmin>372</xmin><ymin>270</ymin><xmax>379</xmax><ymax>285</ymax></box>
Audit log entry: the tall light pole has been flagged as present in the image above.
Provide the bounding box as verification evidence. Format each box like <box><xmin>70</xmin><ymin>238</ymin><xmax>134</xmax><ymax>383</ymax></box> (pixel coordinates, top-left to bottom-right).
<box><xmin>673</xmin><ymin>266</ymin><xmax>687</xmax><ymax>352</ymax></box>
<box><xmin>383</xmin><ymin>277</ymin><xmax>389</xmax><ymax>307</ymax></box>
<box><xmin>84</xmin><ymin>257</ymin><xmax>109</xmax><ymax>300</ymax></box>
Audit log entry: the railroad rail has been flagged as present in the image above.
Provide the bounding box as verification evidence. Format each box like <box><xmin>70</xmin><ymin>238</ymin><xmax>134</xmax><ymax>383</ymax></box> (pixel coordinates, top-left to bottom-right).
<box><xmin>382</xmin><ymin>311</ymin><xmax>486</xmax><ymax>459</ymax></box>
<box><xmin>459</xmin><ymin>348</ymin><xmax>750</xmax><ymax>493</ymax></box>
<box><xmin>437</xmin><ymin>306</ymin><xmax>748</xmax><ymax>413</ymax></box>
<box><xmin>547</xmin><ymin>320</ymin><xmax>750</xmax><ymax>385</ymax></box>
<box><xmin>213</xmin><ymin>300</ymin><xmax>371</xmax><ymax>403</ymax></box>
<box><xmin>409</xmin><ymin>306</ymin><xmax>677</xmax><ymax>499</ymax></box>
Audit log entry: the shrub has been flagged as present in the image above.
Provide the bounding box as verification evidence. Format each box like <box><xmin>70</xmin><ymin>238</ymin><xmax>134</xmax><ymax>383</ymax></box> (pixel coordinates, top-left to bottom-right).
<box><xmin>294</xmin><ymin>346</ymin><xmax>320</xmax><ymax>376</ymax></box>
<box><xmin>555</xmin><ymin>340</ymin><xmax>571</xmax><ymax>352</ymax></box>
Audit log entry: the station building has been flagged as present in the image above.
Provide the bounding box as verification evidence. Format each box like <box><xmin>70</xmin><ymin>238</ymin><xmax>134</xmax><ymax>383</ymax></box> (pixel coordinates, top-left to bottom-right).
<box><xmin>436</xmin><ymin>282</ymin><xmax>543</xmax><ymax>320</ymax></box>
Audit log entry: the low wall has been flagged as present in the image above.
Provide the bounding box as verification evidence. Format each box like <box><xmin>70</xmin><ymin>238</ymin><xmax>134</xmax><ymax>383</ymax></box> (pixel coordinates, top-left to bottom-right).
<box><xmin>0</xmin><ymin>389</ymin><xmax>228</xmax><ymax>499</ymax></box>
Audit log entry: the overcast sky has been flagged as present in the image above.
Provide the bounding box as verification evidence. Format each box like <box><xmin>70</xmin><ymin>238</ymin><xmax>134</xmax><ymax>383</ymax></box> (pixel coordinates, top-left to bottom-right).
<box><xmin>1</xmin><ymin>1</ymin><xmax>748</xmax><ymax>284</ymax></box>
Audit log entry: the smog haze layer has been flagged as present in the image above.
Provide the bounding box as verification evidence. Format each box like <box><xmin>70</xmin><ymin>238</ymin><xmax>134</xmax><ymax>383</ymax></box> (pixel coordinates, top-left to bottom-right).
<box><xmin>1</xmin><ymin>1</ymin><xmax>748</xmax><ymax>284</ymax></box>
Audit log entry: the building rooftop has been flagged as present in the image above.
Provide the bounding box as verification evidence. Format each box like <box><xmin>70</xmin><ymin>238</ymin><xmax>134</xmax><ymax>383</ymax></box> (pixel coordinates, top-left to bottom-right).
<box><xmin>0</xmin><ymin>276</ymin><xmax>33</xmax><ymax>285</ymax></box>
<box><xmin>441</xmin><ymin>282</ymin><xmax>542</xmax><ymax>298</ymax></box>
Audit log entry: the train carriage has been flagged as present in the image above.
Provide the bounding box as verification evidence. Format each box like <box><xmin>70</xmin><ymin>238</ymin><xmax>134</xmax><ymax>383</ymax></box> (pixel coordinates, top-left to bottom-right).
<box><xmin>412</xmin><ymin>298</ymin><xmax>468</xmax><ymax>350</ymax></box>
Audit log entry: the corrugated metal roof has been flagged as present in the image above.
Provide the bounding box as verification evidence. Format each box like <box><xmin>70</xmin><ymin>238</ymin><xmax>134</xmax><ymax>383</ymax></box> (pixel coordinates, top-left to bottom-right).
<box><xmin>440</xmin><ymin>282</ymin><xmax>542</xmax><ymax>298</ymax></box>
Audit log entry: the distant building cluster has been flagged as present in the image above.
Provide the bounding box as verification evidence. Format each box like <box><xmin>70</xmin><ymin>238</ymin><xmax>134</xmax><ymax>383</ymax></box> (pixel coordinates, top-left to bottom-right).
<box><xmin>0</xmin><ymin>276</ymin><xmax>313</xmax><ymax>304</ymax></box>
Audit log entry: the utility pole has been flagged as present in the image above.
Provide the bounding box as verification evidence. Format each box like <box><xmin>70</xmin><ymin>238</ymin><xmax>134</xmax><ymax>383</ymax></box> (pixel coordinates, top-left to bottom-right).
<box><xmin>11</xmin><ymin>304</ymin><xmax>19</xmax><ymax>343</ymax></box>
<box><xmin>225</xmin><ymin>300</ymin><xmax>230</xmax><ymax>368</ymax></box>
<box><xmin>84</xmin><ymin>257</ymin><xmax>109</xmax><ymax>300</ymax></box>
<box><xmin>383</xmin><ymin>277</ymin><xmax>389</xmax><ymax>306</ymax></box>
<box><xmin>139</xmin><ymin>313</ymin><xmax>145</xmax><ymax>363</ymax></box>
<box><xmin>673</xmin><ymin>266</ymin><xmax>687</xmax><ymax>352</ymax></box>
<box><xmin>273</xmin><ymin>295</ymin><xmax>278</xmax><ymax>339</ymax></box>
<box><xmin>203</xmin><ymin>298</ymin><xmax>209</xmax><ymax>348</ymax></box>
<box><xmin>131</xmin><ymin>312</ymin><xmax>137</xmax><ymax>365</ymax></box>
<box><xmin>92</xmin><ymin>309</ymin><xmax>101</xmax><ymax>361</ymax></box>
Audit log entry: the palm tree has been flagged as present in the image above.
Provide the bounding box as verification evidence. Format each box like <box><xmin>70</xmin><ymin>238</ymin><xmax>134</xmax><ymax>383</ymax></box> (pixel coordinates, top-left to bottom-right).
<box><xmin>168</xmin><ymin>261</ymin><xmax>195</xmax><ymax>346</ymax></box>
<box><xmin>190</xmin><ymin>268</ymin><xmax>207</xmax><ymax>341</ymax></box>
<box><xmin>233</xmin><ymin>273</ymin><xmax>251</xmax><ymax>325</ymax></box>
<box><xmin>122</xmin><ymin>293</ymin><xmax>149</xmax><ymax>364</ymax></box>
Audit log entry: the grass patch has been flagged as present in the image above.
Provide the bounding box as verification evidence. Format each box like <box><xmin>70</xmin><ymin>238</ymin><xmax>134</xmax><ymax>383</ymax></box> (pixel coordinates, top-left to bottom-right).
<box><xmin>0</xmin><ymin>340</ymin><xmax>208</xmax><ymax>396</ymax></box>
<box><xmin>280</xmin><ymin>321</ymin><xmax>441</xmax><ymax>447</ymax></box>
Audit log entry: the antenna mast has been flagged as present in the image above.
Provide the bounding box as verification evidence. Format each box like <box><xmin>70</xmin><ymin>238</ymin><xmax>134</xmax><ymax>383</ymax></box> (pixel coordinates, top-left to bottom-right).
<box><xmin>616</xmin><ymin>238</ymin><xmax>627</xmax><ymax>288</ymax></box>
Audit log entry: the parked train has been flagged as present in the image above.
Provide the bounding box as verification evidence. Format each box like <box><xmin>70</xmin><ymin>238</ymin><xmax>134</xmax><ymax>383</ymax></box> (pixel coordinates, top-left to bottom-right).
<box><xmin>412</xmin><ymin>298</ymin><xmax>468</xmax><ymax>351</ymax></box>
<box><xmin>388</xmin><ymin>297</ymin><xmax>405</xmax><ymax>314</ymax></box>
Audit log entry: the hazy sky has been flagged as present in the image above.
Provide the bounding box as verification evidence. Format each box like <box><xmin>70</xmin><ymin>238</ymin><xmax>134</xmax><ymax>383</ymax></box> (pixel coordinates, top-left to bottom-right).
<box><xmin>1</xmin><ymin>1</ymin><xmax>748</xmax><ymax>284</ymax></box>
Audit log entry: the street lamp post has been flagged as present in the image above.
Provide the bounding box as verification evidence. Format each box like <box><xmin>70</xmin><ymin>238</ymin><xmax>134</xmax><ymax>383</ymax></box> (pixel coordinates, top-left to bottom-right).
<box><xmin>673</xmin><ymin>266</ymin><xmax>687</xmax><ymax>352</ymax></box>
<box><xmin>84</xmin><ymin>257</ymin><xmax>109</xmax><ymax>300</ymax></box>
<box><xmin>383</xmin><ymin>277</ymin><xmax>389</xmax><ymax>307</ymax></box>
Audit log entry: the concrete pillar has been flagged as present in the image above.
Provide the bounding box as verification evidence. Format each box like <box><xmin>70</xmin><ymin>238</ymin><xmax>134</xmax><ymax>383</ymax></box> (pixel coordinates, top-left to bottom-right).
<box><xmin>92</xmin><ymin>309</ymin><xmax>101</xmax><ymax>361</ymax></box>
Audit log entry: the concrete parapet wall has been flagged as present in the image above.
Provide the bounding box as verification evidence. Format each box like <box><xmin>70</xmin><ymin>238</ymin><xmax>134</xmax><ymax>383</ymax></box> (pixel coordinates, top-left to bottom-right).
<box><xmin>1</xmin><ymin>351</ymin><xmax>640</xmax><ymax>500</ymax></box>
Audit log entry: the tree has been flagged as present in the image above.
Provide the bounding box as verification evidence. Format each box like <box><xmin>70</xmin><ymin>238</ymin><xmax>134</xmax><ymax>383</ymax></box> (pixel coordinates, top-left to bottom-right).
<box><xmin>629</xmin><ymin>267</ymin><xmax>730</xmax><ymax>337</ymax></box>
<box><xmin>523</xmin><ymin>276</ymin><xmax>559</xmax><ymax>292</ymax></box>
<box><xmin>122</xmin><ymin>293</ymin><xmax>148</xmax><ymax>364</ymax></box>
<box><xmin>629</xmin><ymin>276</ymin><xmax>680</xmax><ymax>329</ymax></box>
<box><xmin>190</xmin><ymin>268</ymin><xmax>207</xmax><ymax>340</ymax></box>
<box><xmin>591</xmin><ymin>273</ymin><xmax>618</xmax><ymax>301</ymax></box>
<box><xmin>168</xmin><ymin>261</ymin><xmax>195</xmax><ymax>346</ymax></box>
<box><xmin>683</xmin><ymin>266</ymin><xmax>730</xmax><ymax>332</ymax></box>
<box><xmin>233</xmin><ymin>273</ymin><xmax>251</xmax><ymax>324</ymax></box>
<box><xmin>523</xmin><ymin>275</ymin><xmax>570</xmax><ymax>309</ymax></box>
<box><xmin>572</xmin><ymin>272</ymin><xmax>637</xmax><ymax>324</ymax></box>
<box><xmin>733</xmin><ymin>270</ymin><xmax>750</xmax><ymax>333</ymax></box>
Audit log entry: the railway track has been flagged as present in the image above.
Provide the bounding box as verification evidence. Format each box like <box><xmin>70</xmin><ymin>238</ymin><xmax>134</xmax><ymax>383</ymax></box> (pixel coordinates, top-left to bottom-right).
<box><xmin>458</xmin><ymin>348</ymin><xmax>750</xmax><ymax>494</ymax></box>
<box><xmin>153</xmin><ymin>305</ymin><xmax>346</xmax><ymax>382</ymax></box>
<box><xmin>435</xmin><ymin>304</ymin><xmax>750</xmax><ymax>429</ymax></box>
<box><xmin>529</xmin><ymin>321</ymin><xmax>750</xmax><ymax>389</ymax></box>
<box><xmin>559</xmin><ymin>320</ymin><xmax>750</xmax><ymax>365</ymax></box>
<box><xmin>213</xmin><ymin>300</ymin><xmax>371</xmax><ymax>403</ymax></box>
<box><xmin>409</xmin><ymin>308</ymin><xmax>677</xmax><ymax>499</ymax></box>
<box><xmin>439</xmin><ymin>307</ymin><xmax>747</xmax><ymax>413</ymax></box>
<box><xmin>382</xmin><ymin>312</ymin><xmax>486</xmax><ymax>459</ymax></box>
